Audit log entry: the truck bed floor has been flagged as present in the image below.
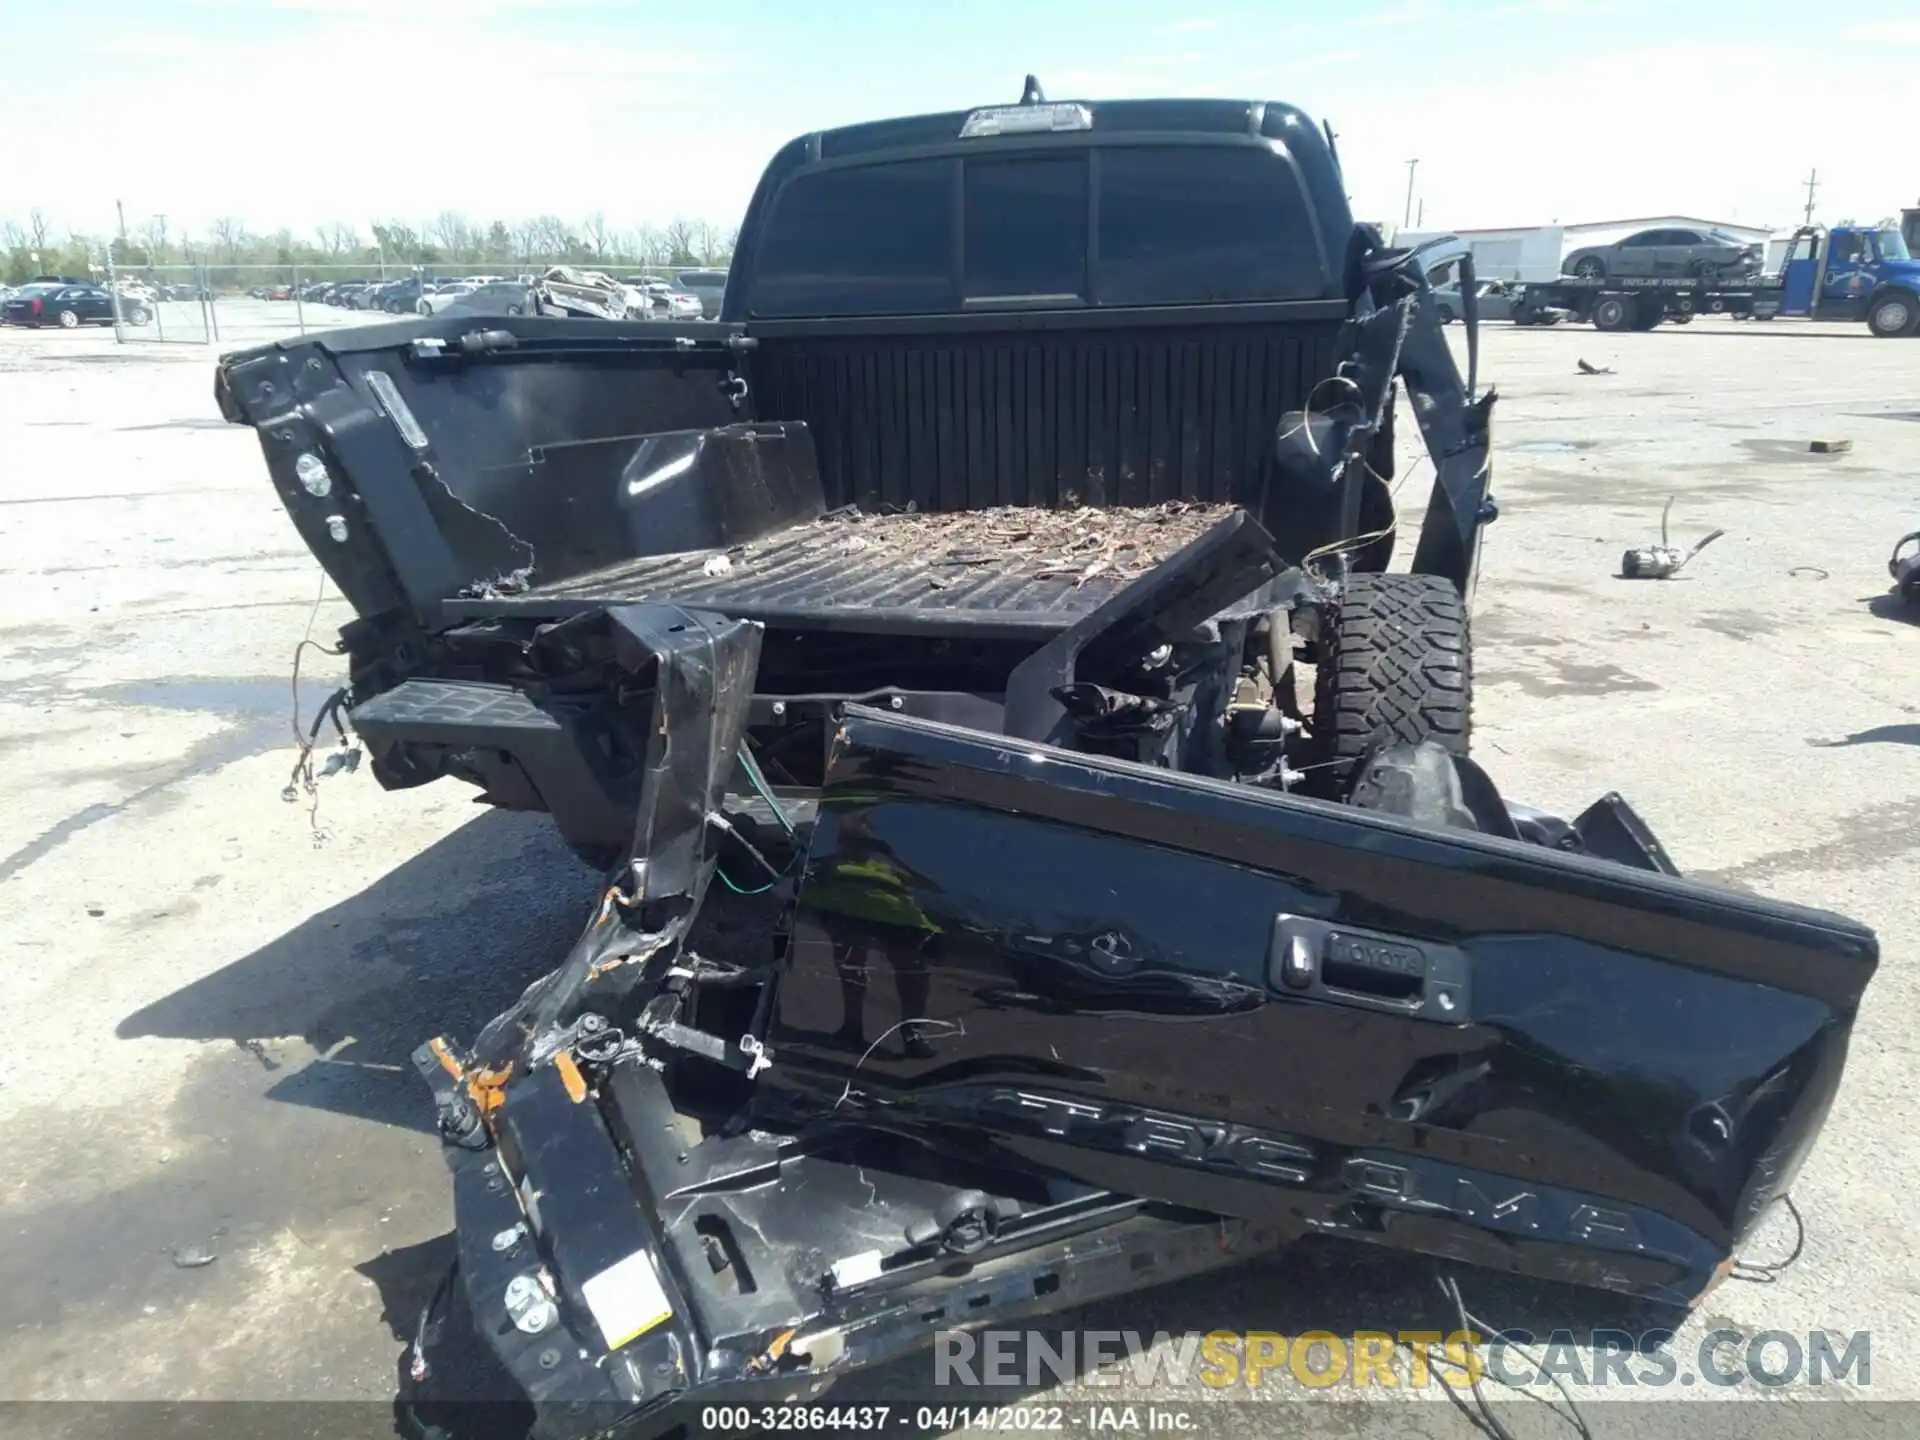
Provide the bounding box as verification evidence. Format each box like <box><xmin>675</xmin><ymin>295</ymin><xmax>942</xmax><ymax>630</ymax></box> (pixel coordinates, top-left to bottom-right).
<box><xmin>440</xmin><ymin>502</ymin><xmax>1238</xmax><ymax>636</ymax></box>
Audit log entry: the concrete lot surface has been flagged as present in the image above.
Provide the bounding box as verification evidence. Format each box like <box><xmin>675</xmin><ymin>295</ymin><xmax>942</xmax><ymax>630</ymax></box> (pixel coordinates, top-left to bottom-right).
<box><xmin>0</xmin><ymin>318</ymin><xmax>1916</xmax><ymax>1439</ymax></box>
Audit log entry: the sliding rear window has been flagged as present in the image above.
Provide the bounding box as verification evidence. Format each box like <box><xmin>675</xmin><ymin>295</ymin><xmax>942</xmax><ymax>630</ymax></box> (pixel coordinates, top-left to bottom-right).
<box><xmin>1096</xmin><ymin>147</ymin><xmax>1324</xmax><ymax>305</ymax></box>
<box><xmin>748</xmin><ymin>142</ymin><xmax>1328</xmax><ymax>319</ymax></box>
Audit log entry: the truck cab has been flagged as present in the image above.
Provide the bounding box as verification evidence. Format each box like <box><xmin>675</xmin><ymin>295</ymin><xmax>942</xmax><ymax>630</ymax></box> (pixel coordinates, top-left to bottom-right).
<box><xmin>1778</xmin><ymin>223</ymin><xmax>1920</xmax><ymax>335</ymax></box>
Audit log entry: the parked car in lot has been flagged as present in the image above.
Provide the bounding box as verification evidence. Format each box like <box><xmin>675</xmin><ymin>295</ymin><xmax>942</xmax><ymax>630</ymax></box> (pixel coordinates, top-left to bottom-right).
<box><xmin>673</xmin><ymin>267</ymin><xmax>728</xmax><ymax>317</ymax></box>
<box><xmin>417</xmin><ymin>280</ymin><xmax>480</xmax><ymax>314</ymax></box>
<box><xmin>366</xmin><ymin>277</ymin><xmax>426</xmax><ymax>313</ymax></box>
<box><xmin>438</xmin><ymin>280</ymin><xmax>535</xmax><ymax>317</ymax></box>
<box><xmin>1561</xmin><ymin>227</ymin><xmax>1761</xmax><ymax>281</ymax></box>
<box><xmin>1433</xmin><ymin>277</ymin><xmax>1563</xmax><ymax>324</ymax></box>
<box><xmin>626</xmin><ymin>276</ymin><xmax>702</xmax><ymax>318</ymax></box>
<box><xmin>4</xmin><ymin>281</ymin><xmax>150</xmax><ymax>327</ymax></box>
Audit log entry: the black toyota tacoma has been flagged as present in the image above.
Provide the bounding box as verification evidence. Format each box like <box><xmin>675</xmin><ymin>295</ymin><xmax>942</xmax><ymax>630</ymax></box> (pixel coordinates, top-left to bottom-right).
<box><xmin>219</xmin><ymin>84</ymin><xmax>1875</xmax><ymax>1439</ymax></box>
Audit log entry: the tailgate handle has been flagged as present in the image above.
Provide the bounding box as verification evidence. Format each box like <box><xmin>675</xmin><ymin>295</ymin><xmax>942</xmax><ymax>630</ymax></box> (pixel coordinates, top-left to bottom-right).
<box><xmin>1268</xmin><ymin>915</ymin><xmax>1471</xmax><ymax>1023</ymax></box>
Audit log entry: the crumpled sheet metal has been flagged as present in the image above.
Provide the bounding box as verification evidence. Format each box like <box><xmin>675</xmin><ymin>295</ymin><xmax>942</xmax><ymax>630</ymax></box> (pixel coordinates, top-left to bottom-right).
<box><xmin>472</xmin><ymin>603</ymin><xmax>763</xmax><ymax>1071</ymax></box>
<box><xmin>536</xmin><ymin>265</ymin><xmax>635</xmax><ymax>320</ymax></box>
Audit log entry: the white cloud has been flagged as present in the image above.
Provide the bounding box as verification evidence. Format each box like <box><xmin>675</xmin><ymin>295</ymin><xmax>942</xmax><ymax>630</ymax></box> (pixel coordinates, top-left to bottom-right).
<box><xmin>1321</xmin><ymin>40</ymin><xmax>1905</xmax><ymax>232</ymax></box>
<box><xmin>1841</xmin><ymin>19</ymin><xmax>1920</xmax><ymax>43</ymax></box>
<box><xmin>0</xmin><ymin>13</ymin><xmax>750</xmax><ymax>239</ymax></box>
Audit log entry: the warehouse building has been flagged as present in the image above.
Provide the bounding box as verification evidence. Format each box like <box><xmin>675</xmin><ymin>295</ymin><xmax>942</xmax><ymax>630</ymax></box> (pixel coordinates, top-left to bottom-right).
<box><xmin>1398</xmin><ymin>216</ymin><xmax>1775</xmax><ymax>283</ymax></box>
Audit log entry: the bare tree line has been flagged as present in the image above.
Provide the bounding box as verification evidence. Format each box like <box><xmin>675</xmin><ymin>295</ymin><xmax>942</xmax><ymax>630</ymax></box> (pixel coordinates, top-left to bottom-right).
<box><xmin>3</xmin><ymin>208</ymin><xmax>739</xmax><ymax>284</ymax></box>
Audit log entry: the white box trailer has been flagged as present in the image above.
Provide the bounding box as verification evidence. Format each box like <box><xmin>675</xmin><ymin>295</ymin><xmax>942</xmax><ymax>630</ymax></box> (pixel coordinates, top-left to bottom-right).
<box><xmin>1397</xmin><ymin>226</ymin><xmax>1571</xmax><ymax>283</ymax></box>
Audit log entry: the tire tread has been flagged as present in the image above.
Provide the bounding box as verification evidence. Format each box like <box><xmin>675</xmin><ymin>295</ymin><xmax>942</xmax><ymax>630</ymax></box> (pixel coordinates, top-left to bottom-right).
<box><xmin>1314</xmin><ymin>572</ymin><xmax>1472</xmax><ymax>767</ymax></box>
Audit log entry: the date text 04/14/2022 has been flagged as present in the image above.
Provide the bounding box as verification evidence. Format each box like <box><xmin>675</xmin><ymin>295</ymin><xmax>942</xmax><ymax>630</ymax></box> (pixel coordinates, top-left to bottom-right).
<box><xmin>698</xmin><ymin>1404</ymin><xmax>1197</xmax><ymax>1432</ymax></box>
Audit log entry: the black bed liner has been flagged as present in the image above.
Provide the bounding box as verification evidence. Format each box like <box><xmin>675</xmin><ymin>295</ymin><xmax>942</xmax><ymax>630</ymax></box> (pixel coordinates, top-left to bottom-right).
<box><xmin>441</xmin><ymin>501</ymin><xmax>1242</xmax><ymax>635</ymax></box>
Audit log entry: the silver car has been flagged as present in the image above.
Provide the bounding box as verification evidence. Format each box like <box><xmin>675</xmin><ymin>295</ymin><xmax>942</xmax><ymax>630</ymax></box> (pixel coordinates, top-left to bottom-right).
<box><xmin>1561</xmin><ymin>227</ymin><xmax>1760</xmax><ymax>281</ymax></box>
<box><xmin>1434</xmin><ymin>278</ymin><xmax>1523</xmax><ymax>322</ymax></box>
<box><xmin>673</xmin><ymin>267</ymin><xmax>728</xmax><ymax>318</ymax></box>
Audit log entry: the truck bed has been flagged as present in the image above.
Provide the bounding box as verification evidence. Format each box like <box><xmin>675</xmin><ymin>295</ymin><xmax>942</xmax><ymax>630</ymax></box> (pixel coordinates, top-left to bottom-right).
<box><xmin>440</xmin><ymin>501</ymin><xmax>1241</xmax><ymax>636</ymax></box>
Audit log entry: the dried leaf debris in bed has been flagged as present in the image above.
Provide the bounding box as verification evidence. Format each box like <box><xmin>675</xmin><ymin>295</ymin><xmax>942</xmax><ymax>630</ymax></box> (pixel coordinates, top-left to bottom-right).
<box><xmin>792</xmin><ymin>501</ymin><xmax>1237</xmax><ymax>588</ymax></box>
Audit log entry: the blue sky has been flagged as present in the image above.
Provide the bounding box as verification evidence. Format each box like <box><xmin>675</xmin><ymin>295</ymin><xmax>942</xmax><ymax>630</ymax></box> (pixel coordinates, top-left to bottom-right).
<box><xmin>1</xmin><ymin>0</ymin><xmax>1912</xmax><ymax>245</ymax></box>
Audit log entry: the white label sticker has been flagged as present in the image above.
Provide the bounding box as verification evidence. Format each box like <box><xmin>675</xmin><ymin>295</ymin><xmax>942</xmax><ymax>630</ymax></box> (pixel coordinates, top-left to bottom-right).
<box><xmin>579</xmin><ymin>1250</ymin><xmax>673</xmax><ymax>1351</ymax></box>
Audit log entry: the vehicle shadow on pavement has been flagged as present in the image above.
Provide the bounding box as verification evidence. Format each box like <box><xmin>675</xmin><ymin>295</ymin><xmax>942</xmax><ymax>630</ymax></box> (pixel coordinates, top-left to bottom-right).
<box><xmin>1865</xmin><ymin>593</ymin><xmax>1920</xmax><ymax>626</ymax></box>
<box><xmin>116</xmin><ymin>809</ymin><xmax>601</xmax><ymax>1134</ymax></box>
<box><xmin>1809</xmin><ymin>722</ymin><xmax>1920</xmax><ymax>749</ymax></box>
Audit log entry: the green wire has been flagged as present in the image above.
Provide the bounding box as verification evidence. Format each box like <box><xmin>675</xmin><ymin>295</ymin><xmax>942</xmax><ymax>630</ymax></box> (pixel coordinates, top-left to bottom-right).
<box><xmin>738</xmin><ymin>743</ymin><xmax>798</xmax><ymax>837</ymax></box>
<box><xmin>716</xmin><ymin>743</ymin><xmax>801</xmax><ymax>893</ymax></box>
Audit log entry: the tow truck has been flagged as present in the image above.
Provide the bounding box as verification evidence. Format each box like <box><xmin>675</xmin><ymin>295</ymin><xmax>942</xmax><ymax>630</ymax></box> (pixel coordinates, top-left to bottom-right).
<box><xmin>1520</xmin><ymin>223</ymin><xmax>1920</xmax><ymax>335</ymax></box>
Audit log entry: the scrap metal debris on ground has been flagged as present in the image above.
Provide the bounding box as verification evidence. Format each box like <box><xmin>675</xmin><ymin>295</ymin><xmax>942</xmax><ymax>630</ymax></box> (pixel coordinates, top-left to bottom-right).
<box><xmin>1577</xmin><ymin>358</ymin><xmax>1614</xmax><ymax>376</ymax></box>
<box><xmin>1620</xmin><ymin>496</ymin><xmax>1725</xmax><ymax>579</ymax></box>
<box><xmin>1810</xmin><ymin>438</ymin><xmax>1853</xmax><ymax>455</ymax></box>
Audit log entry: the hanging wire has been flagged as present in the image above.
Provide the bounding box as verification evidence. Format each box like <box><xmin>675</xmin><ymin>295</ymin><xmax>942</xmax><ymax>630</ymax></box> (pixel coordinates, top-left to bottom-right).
<box><xmin>282</xmin><ymin>568</ymin><xmax>354</xmax><ymax>843</ymax></box>
<box><xmin>1727</xmin><ymin>1195</ymin><xmax>1806</xmax><ymax>1284</ymax></box>
<box><xmin>1428</xmin><ymin>1270</ymin><xmax>1594</xmax><ymax>1440</ymax></box>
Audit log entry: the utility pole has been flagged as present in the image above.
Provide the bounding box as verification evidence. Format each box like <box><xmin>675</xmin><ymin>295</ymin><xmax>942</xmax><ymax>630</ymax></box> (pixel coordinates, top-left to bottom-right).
<box><xmin>116</xmin><ymin>199</ymin><xmax>127</xmax><ymax>244</ymax></box>
<box><xmin>1802</xmin><ymin>169</ymin><xmax>1819</xmax><ymax>227</ymax></box>
<box><xmin>1404</xmin><ymin>159</ymin><xmax>1420</xmax><ymax>229</ymax></box>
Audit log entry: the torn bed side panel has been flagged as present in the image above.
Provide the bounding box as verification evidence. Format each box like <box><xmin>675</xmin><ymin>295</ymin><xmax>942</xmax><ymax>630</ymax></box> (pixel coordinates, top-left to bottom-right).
<box><xmin>470</xmin><ymin>604</ymin><xmax>763</xmax><ymax>1072</ymax></box>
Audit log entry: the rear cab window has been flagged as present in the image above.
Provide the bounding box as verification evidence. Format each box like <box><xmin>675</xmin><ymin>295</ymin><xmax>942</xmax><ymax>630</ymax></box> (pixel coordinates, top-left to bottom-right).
<box><xmin>746</xmin><ymin>140</ymin><xmax>1329</xmax><ymax>319</ymax></box>
<box><xmin>1095</xmin><ymin>146</ymin><xmax>1324</xmax><ymax>305</ymax></box>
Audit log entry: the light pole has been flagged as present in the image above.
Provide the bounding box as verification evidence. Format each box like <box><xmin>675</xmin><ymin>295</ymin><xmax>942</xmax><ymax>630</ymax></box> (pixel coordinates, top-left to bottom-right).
<box><xmin>1403</xmin><ymin>159</ymin><xmax>1420</xmax><ymax>229</ymax></box>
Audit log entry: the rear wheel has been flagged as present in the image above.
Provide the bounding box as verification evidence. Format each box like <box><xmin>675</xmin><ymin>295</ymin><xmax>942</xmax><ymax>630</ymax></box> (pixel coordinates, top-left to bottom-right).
<box><xmin>1313</xmin><ymin>573</ymin><xmax>1471</xmax><ymax>781</ymax></box>
<box><xmin>1868</xmin><ymin>292</ymin><xmax>1918</xmax><ymax>338</ymax></box>
<box><xmin>1591</xmin><ymin>296</ymin><xmax>1631</xmax><ymax>331</ymax></box>
<box><xmin>1572</xmin><ymin>255</ymin><xmax>1606</xmax><ymax>279</ymax></box>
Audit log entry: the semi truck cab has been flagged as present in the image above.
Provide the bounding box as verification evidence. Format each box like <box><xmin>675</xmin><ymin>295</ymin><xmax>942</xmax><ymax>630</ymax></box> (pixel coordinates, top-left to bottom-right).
<box><xmin>1778</xmin><ymin>223</ymin><xmax>1920</xmax><ymax>336</ymax></box>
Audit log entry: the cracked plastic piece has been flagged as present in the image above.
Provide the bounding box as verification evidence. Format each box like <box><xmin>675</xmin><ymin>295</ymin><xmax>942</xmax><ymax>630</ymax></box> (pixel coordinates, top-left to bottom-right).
<box><xmin>469</xmin><ymin>603</ymin><xmax>762</xmax><ymax>1072</ymax></box>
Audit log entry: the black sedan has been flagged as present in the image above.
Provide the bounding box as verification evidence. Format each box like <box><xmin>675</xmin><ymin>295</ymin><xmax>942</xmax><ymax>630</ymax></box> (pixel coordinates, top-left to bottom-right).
<box><xmin>2</xmin><ymin>282</ymin><xmax>150</xmax><ymax>328</ymax></box>
<box><xmin>366</xmin><ymin>277</ymin><xmax>427</xmax><ymax>313</ymax></box>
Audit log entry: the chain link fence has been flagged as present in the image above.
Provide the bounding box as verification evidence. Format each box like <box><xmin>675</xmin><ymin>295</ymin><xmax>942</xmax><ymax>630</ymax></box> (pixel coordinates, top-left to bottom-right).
<box><xmin>96</xmin><ymin>256</ymin><xmax>709</xmax><ymax>347</ymax></box>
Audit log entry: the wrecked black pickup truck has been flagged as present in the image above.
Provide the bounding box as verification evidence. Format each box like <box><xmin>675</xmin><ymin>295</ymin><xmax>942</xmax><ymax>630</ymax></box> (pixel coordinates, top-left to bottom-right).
<box><xmin>218</xmin><ymin>86</ymin><xmax>1877</xmax><ymax>1439</ymax></box>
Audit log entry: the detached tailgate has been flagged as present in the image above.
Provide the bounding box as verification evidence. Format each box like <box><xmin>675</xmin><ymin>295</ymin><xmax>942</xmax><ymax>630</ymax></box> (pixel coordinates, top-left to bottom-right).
<box><xmin>765</xmin><ymin>708</ymin><xmax>1877</xmax><ymax>1306</ymax></box>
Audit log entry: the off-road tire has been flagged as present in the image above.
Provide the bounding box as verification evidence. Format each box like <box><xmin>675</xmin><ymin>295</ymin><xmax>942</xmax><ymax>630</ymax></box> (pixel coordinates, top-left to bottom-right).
<box><xmin>1314</xmin><ymin>573</ymin><xmax>1471</xmax><ymax>775</ymax></box>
